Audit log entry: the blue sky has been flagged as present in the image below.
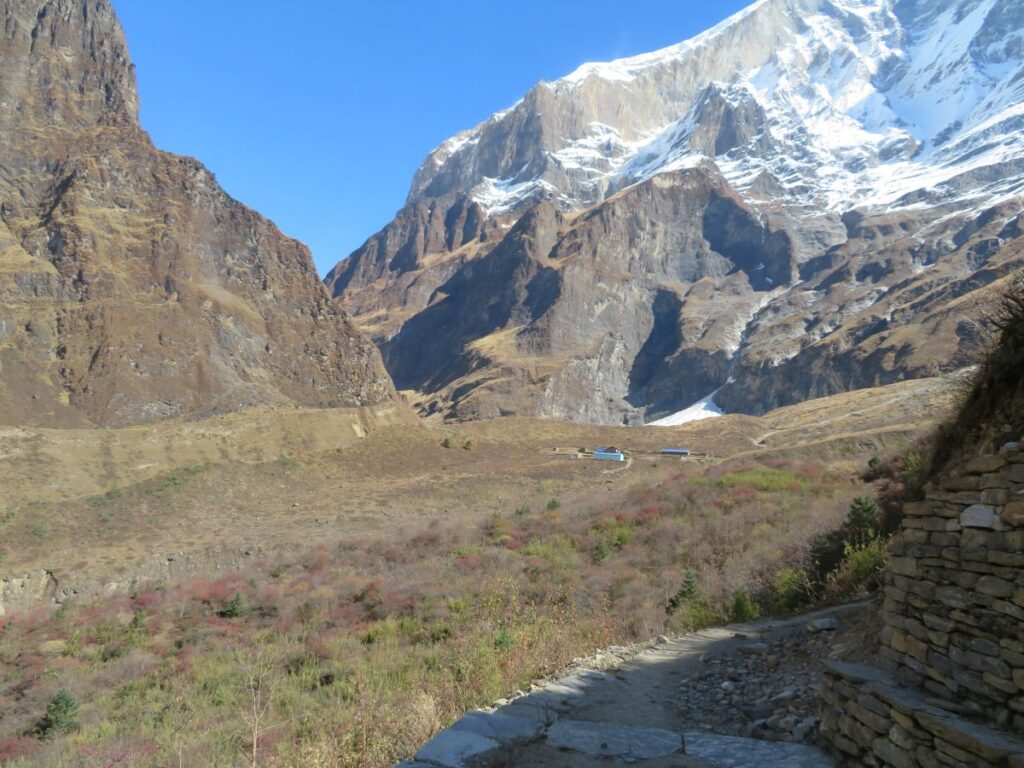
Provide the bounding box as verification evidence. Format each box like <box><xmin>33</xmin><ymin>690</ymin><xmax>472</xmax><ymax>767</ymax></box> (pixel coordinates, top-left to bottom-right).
<box><xmin>113</xmin><ymin>1</ymin><xmax>751</xmax><ymax>276</ymax></box>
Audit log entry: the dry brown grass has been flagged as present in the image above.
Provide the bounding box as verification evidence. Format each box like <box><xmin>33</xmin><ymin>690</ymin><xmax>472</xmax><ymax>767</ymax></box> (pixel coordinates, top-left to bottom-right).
<box><xmin>1</xmin><ymin>453</ymin><xmax>866</xmax><ymax>767</ymax></box>
<box><xmin>0</xmin><ymin>374</ymin><xmax>964</xmax><ymax>765</ymax></box>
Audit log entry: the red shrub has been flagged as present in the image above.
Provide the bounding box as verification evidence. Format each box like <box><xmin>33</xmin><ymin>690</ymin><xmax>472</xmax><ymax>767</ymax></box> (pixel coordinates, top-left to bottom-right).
<box><xmin>410</xmin><ymin>529</ymin><xmax>442</xmax><ymax>549</ymax></box>
<box><xmin>328</xmin><ymin>602</ymin><xmax>363</xmax><ymax>627</ymax></box>
<box><xmin>75</xmin><ymin>741</ymin><xmax>159</xmax><ymax>765</ymax></box>
<box><xmin>174</xmin><ymin>644</ymin><xmax>196</xmax><ymax>672</ymax></box>
<box><xmin>453</xmin><ymin>555</ymin><xmax>484</xmax><ymax>571</ymax></box>
<box><xmin>634</xmin><ymin>505</ymin><xmax>663</xmax><ymax>526</ymax></box>
<box><xmin>795</xmin><ymin>463</ymin><xmax>821</xmax><ymax>480</ymax></box>
<box><xmin>133</xmin><ymin>590</ymin><xmax>164</xmax><ymax>609</ymax></box>
<box><xmin>0</xmin><ymin>736</ymin><xmax>36</xmax><ymax>762</ymax></box>
<box><xmin>305</xmin><ymin>544</ymin><xmax>331</xmax><ymax>574</ymax></box>
<box><xmin>381</xmin><ymin>545</ymin><xmax>408</xmax><ymax>563</ymax></box>
<box><xmin>274</xmin><ymin>613</ymin><xmax>302</xmax><ymax>634</ymax></box>
<box><xmin>500</xmin><ymin>534</ymin><xmax>525</xmax><ymax>551</ymax></box>
<box><xmin>354</xmin><ymin>580</ymin><xmax>382</xmax><ymax>605</ymax></box>
<box><xmin>726</xmin><ymin>486</ymin><xmax>758</xmax><ymax>506</ymax></box>
<box><xmin>187</xmin><ymin>576</ymin><xmax>241</xmax><ymax>605</ymax></box>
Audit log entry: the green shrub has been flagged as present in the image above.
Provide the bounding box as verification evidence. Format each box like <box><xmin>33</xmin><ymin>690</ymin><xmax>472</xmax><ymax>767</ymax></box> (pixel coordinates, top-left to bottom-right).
<box><xmin>844</xmin><ymin>538</ymin><xmax>888</xmax><ymax>586</ymax></box>
<box><xmin>666</xmin><ymin>600</ymin><xmax>723</xmax><ymax>632</ymax></box>
<box><xmin>99</xmin><ymin>643</ymin><xmax>126</xmax><ymax>662</ymax></box>
<box><xmin>361</xmin><ymin>620</ymin><xmax>398</xmax><ymax>646</ymax></box>
<box><xmin>35</xmin><ymin>688</ymin><xmax>79</xmax><ymax>738</ymax></box>
<box><xmin>666</xmin><ymin>569</ymin><xmax>700</xmax><ymax>615</ymax></box>
<box><xmin>522</xmin><ymin>535</ymin><xmax>577</xmax><ymax>562</ymax></box>
<box><xmin>591</xmin><ymin>538</ymin><xmax>612</xmax><ymax>564</ymax></box>
<box><xmin>769</xmin><ymin>567</ymin><xmax>810</xmax><ymax>613</ymax></box>
<box><xmin>730</xmin><ymin>589</ymin><xmax>760</xmax><ymax>622</ymax></box>
<box><xmin>811</xmin><ymin>495</ymin><xmax>881</xmax><ymax>580</ymax></box>
<box><xmin>715</xmin><ymin>468</ymin><xmax>804</xmax><ymax>492</ymax></box>
<box><xmin>546</xmin><ymin>498</ymin><xmax>561</xmax><ymax>511</ymax></box>
<box><xmin>219</xmin><ymin>592</ymin><xmax>245</xmax><ymax>618</ymax></box>
<box><xmin>494</xmin><ymin>628</ymin><xmax>513</xmax><ymax>651</ymax></box>
<box><xmin>125</xmin><ymin>610</ymin><xmax>147</xmax><ymax>646</ymax></box>
<box><xmin>846</xmin><ymin>496</ymin><xmax>881</xmax><ymax>542</ymax></box>
<box><xmin>591</xmin><ymin>518</ymin><xmax>635</xmax><ymax>556</ymax></box>
<box><xmin>63</xmin><ymin>630</ymin><xmax>81</xmax><ymax>658</ymax></box>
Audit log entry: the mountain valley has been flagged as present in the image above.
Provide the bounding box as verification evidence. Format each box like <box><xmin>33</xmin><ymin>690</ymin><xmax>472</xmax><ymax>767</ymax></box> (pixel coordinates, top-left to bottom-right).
<box><xmin>1</xmin><ymin>0</ymin><xmax>1023</xmax><ymax>766</ymax></box>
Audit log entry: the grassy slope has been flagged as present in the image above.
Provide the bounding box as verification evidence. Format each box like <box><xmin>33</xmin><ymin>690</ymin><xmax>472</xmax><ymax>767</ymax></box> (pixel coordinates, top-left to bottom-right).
<box><xmin>2</xmin><ymin>458</ymin><xmax>858</xmax><ymax>766</ymax></box>
<box><xmin>0</xmin><ymin>375</ymin><xmax>959</xmax><ymax>766</ymax></box>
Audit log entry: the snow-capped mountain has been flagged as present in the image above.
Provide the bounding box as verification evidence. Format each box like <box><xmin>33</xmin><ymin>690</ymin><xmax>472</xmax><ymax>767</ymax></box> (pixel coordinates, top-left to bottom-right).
<box><xmin>327</xmin><ymin>0</ymin><xmax>1024</xmax><ymax>425</ymax></box>
<box><xmin>416</xmin><ymin>0</ymin><xmax>1023</xmax><ymax>217</ymax></box>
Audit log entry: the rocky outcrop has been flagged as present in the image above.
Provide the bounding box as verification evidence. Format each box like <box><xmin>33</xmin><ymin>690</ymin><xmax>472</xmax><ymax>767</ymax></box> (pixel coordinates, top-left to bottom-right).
<box><xmin>337</xmin><ymin>165</ymin><xmax>810</xmax><ymax>424</ymax></box>
<box><xmin>0</xmin><ymin>547</ymin><xmax>273</xmax><ymax>617</ymax></box>
<box><xmin>0</xmin><ymin>0</ymin><xmax>395</xmax><ymax>427</ymax></box>
<box><xmin>0</xmin><ymin>570</ymin><xmax>58</xmax><ymax>616</ymax></box>
<box><xmin>328</xmin><ymin>0</ymin><xmax>1024</xmax><ymax>424</ymax></box>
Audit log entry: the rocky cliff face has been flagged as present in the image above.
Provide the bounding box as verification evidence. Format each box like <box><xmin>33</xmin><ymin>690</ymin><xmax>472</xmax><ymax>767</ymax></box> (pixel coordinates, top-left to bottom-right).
<box><xmin>327</xmin><ymin>0</ymin><xmax>1024</xmax><ymax>424</ymax></box>
<box><xmin>0</xmin><ymin>0</ymin><xmax>395</xmax><ymax>427</ymax></box>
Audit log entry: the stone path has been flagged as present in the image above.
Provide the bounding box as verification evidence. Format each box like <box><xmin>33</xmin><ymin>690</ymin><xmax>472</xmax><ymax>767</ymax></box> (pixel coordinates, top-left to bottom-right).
<box><xmin>399</xmin><ymin>603</ymin><xmax>870</xmax><ymax>767</ymax></box>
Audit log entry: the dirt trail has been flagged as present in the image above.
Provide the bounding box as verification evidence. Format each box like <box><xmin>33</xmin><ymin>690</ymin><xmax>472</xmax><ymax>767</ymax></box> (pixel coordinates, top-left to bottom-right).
<box><xmin>404</xmin><ymin>603</ymin><xmax>873</xmax><ymax>768</ymax></box>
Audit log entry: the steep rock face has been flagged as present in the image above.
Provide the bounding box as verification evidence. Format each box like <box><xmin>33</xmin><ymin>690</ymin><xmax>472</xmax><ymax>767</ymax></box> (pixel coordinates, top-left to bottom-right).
<box><xmin>0</xmin><ymin>0</ymin><xmax>395</xmax><ymax>426</ymax></box>
<box><xmin>329</xmin><ymin>0</ymin><xmax>1024</xmax><ymax>424</ymax></box>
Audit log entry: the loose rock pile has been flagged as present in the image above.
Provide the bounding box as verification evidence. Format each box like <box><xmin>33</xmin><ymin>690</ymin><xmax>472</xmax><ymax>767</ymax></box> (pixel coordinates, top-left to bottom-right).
<box><xmin>674</xmin><ymin>622</ymin><xmax>841</xmax><ymax>745</ymax></box>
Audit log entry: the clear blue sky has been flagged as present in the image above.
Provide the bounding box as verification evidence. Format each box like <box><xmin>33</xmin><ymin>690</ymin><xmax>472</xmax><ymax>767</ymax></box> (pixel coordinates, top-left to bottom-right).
<box><xmin>113</xmin><ymin>1</ymin><xmax>751</xmax><ymax>276</ymax></box>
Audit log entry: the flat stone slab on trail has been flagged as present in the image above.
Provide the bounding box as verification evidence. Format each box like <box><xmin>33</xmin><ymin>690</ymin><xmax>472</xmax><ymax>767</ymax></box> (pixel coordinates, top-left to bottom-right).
<box><xmin>684</xmin><ymin>732</ymin><xmax>835</xmax><ymax>767</ymax></box>
<box><xmin>413</xmin><ymin>729</ymin><xmax>500</xmax><ymax>767</ymax></box>
<box><xmin>545</xmin><ymin>719</ymin><xmax>684</xmax><ymax>759</ymax></box>
<box><xmin>450</xmin><ymin>711</ymin><xmax>546</xmax><ymax>743</ymax></box>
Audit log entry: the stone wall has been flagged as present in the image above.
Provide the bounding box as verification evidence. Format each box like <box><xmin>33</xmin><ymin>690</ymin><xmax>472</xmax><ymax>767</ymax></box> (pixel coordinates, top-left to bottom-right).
<box><xmin>821</xmin><ymin>661</ymin><xmax>1024</xmax><ymax>767</ymax></box>
<box><xmin>820</xmin><ymin>441</ymin><xmax>1024</xmax><ymax>766</ymax></box>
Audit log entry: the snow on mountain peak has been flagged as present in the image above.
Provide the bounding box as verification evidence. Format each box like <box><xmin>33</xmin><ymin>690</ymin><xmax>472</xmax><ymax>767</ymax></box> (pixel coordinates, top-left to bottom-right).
<box><xmin>409</xmin><ymin>0</ymin><xmax>1024</xmax><ymax>218</ymax></box>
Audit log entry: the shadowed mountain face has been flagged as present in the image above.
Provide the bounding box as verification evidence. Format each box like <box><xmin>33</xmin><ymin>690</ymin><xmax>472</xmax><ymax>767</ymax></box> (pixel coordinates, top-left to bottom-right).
<box><xmin>0</xmin><ymin>0</ymin><xmax>395</xmax><ymax>426</ymax></box>
<box><xmin>328</xmin><ymin>0</ymin><xmax>1024</xmax><ymax>425</ymax></box>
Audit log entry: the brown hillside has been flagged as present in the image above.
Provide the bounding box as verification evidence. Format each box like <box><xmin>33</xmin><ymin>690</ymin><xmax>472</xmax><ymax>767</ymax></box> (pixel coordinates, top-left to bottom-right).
<box><xmin>0</xmin><ymin>0</ymin><xmax>395</xmax><ymax>427</ymax></box>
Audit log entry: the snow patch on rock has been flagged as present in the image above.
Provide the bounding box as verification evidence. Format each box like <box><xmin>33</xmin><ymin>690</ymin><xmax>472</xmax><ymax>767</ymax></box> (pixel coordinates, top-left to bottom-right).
<box><xmin>649</xmin><ymin>390</ymin><xmax>725</xmax><ymax>426</ymax></box>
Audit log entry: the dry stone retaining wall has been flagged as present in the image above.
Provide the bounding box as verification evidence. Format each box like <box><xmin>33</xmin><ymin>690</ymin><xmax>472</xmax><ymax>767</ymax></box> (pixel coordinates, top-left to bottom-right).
<box><xmin>820</xmin><ymin>442</ymin><xmax>1024</xmax><ymax>766</ymax></box>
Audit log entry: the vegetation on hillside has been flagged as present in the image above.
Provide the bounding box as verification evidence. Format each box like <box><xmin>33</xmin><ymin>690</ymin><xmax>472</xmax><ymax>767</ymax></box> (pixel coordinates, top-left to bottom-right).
<box><xmin>931</xmin><ymin>277</ymin><xmax>1024</xmax><ymax>472</ymax></box>
<box><xmin>0</xmin><ymin>457</ymin><xmax>883</xmax><ymax>767</ymax></box>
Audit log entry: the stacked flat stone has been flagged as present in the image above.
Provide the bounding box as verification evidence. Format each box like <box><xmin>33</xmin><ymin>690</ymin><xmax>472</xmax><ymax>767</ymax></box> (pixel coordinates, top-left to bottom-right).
<box><xmin>821</xmin><ymin>661</ymin><xmax>1024</xmax><ymax>767</ymax></box>
<box><xmin>820</xmin><ymin>441</ymin><xmax>1024</xmax><ymax>767</ymax></box>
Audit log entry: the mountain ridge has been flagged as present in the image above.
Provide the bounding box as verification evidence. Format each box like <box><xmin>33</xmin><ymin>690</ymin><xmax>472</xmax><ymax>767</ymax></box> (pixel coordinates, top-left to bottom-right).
<box><xmin>0</xmin><ymin>0</ymin><xmax>396</xmax><ymax>427</ymax></box>
<box><xmin>328</xmin><ymin>0</ymin><xmax>1024</xmax><ymax>425</ymax></box>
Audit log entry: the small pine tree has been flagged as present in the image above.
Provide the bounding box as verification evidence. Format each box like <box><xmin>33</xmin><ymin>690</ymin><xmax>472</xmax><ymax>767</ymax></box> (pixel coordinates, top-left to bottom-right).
<box><xmin>846</xmin><ymin>496</ymin><xmax>881</xmax><ymax>541</ymax></box>
<box><xmin>730</xmin><ymin>589</ymin><xmax>759</xmax><ymax>622</ymax></box>
<box><xmin>126</xmin><ymin>609</ymin><xmax>147</xmax><ymax>645</ymax></box>
<box><xmin>220</xmin><ymin>591</ymin><xmax>245</xmax><ymax>618</ymax></box>
<box><xmin>680</xmin><ymin>568</ymin><xmax>699</xmax><ymax>600</ymax></box>
<box><xmin>494</xmin><ymin>628</ymin><xmax>513</xmax><ymax>651</ymax></box>
<box><xmin>666</xmin><ymin>569</ymin><xmax>701</xmax><ymax>615</ymax></box>
<box><xmin>36</xmin><ymin>688</ymin><xmax>79</xmax><ymax>738</ymax></box>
